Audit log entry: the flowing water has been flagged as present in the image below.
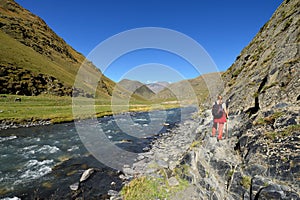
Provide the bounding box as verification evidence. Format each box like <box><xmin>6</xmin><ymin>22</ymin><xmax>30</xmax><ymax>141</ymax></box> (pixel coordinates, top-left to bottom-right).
<box><xmin>0</xmin><ymin>107</ymin><xmax>197</xmax><ymax>199</ymax></box>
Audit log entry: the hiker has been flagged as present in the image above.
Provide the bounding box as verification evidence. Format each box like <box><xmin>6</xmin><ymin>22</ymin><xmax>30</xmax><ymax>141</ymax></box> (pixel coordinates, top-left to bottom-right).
<box><xmin>212</xmin><ymin>95</ymin><xmax>228</xmax><ymax>141</ymax></box>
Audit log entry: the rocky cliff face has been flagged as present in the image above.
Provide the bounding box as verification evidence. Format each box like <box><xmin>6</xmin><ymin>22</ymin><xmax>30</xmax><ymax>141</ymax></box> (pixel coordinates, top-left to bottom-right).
<box><xmin>222</xmin><ymin>0</ymin><xmax>299</xmax><ymax>116</ymax></box>
<box><xmin>185</xmin><ymin>0</ymin><xmax>300</xmax><ymax>199</ymax></box>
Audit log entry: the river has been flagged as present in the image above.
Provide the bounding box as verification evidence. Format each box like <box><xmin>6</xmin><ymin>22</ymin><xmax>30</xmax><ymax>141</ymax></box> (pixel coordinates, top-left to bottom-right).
<box><xmin>0</xmin><ymin>107</ymin><xmax>197</xmax><ymax>199</ymax></box>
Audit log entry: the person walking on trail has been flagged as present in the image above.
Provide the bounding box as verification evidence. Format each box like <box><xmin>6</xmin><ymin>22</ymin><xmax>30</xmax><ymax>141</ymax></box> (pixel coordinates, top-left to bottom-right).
<box><xmin>212</xmin><ymin>95</ymin><xmax>228</xmax><ymax>141</ymax></box>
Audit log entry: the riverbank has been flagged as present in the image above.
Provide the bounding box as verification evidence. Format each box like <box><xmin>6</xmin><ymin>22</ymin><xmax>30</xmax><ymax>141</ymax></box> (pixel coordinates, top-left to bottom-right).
<box><xmin>0</xmin><ymin>107</ymin><xmax>197</xmax><ymax>200</ymax></box>
<box><xmin>110</xmin><ymin>112</ymin><xmax>203</xmax><ymax>199</ymax></box>
<box><xmin>0</xmin><ymin>94</ymin><xmax>181</xmax><ymax>130</ymax></box>
<box><xmin>115</xmin><ymin>109</ymin><xmax>300</xmax><ymax>200</ymax></box>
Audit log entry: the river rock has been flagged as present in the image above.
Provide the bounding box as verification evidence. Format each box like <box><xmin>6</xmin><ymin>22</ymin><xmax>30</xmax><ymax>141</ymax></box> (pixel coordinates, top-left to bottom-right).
<box><xmin>156</xmin><ymin>159</ymin><xmax>169</xmax><ymax>169</ymax></box>
<box><xmin>123</xmin><ymin>167</ymin><xmax>134</xmax><ymax>175</ymax></box>
<box><xmin>107</xmin><ymin>189</ymin><xmax>119</xmax><ymax>196</ymax></box>
<box><xmin>79</xmin><ymin>168</ymin><xmax>96</xmax><ymax>182</ymax></box>
<box><xmin>69</xmin><ymin>182</ymin><xmax>79</xmax><ymax>191</ymax></box>
<box><xmin>168</xmin><ymin>177</ymin><xmax>179</xmax><ymax>186</ymax></box>
<box><xmin>136</xmin><ymin>155</ymin><xmax>145</xmax><ymax>161</ymax></box>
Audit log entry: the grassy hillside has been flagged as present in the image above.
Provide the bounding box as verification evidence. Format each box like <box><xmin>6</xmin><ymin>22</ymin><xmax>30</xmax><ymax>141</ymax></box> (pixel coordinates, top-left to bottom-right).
<box><xmin>0</xmin><ymin>0</ymin><xmax>116</xmax><ymax>98</ymax></box>
<box><xmin>154</xmin><ymin>72</ymin><xmax>222</xmax><ymax>106</ymax></box>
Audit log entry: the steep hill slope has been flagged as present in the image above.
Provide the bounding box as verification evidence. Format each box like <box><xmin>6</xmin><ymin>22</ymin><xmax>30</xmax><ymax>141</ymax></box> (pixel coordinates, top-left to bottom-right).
<box><xmin>0</xmin><ymin>0</ymin><xmax>115</xmax><ymax>97</ymax></box>
<box><xmin>222</xmin><ymin>0</ymin><xmax>299</xmax><ymax>114</ymax></box>
<box><xmin>213</xmin><ymin>0</ymin><xmax>300</xmax><ymax>197</ymax></box>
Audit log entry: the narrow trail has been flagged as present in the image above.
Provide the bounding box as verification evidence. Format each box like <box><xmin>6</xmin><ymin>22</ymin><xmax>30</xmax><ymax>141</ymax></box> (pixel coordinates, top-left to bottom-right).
<box><xmin>120</xmin><ymin>109</ymin><xmax>242</xmax><ymax>200</ymax></box>
<box><xmin>170</xmin><ymin>110</ymin><xmax>242</xmax><ymax>200</ymax></box>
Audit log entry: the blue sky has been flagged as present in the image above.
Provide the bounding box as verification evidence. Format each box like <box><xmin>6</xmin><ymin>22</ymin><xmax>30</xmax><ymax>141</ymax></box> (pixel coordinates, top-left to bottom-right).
<box><xmin>15</xmin><ymin>0</ymin><xmax>283</xmax><ymax>83</ymax></box>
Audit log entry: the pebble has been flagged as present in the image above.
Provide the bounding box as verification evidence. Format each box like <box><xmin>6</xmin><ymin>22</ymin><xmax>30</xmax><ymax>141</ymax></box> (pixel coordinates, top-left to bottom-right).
<box><xmin>123</xmin><ymin>167</ymin><xmax>134</xmax><ymax>175</ymax></box>
<box><xmin>136</xmin><ymin>155</ymin><xmax>145</xmax><ymax>160</ymax></box>
<box><xmin>69</xmin><ymin>182</ymin><xmax>79</xmax><ymax>191</ymax></box>
<box><xmin>108</xmin><ymin>190</ymin><xmax>119</xmax><ymax>196</ymax></box>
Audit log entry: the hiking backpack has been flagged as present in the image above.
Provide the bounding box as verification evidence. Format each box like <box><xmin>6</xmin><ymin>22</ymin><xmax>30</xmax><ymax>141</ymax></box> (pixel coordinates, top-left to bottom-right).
<box><xmin>212</xmin><ymin>102</ymin><xmax>223</xmax><ymax>119</ymax></box>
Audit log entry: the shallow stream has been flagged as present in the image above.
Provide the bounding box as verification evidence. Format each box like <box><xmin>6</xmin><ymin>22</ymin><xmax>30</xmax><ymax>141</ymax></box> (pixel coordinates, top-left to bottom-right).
<box><xmin>0</xmin><ymin>107</ymin><xmax>196</xmax><ymax>199</ymax></box>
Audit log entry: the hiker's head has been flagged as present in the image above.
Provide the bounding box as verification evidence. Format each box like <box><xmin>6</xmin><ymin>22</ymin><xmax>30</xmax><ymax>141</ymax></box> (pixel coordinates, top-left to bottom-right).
<box><xmin>217</xmin><ymin>95</ymin><xmax>223</xmax><ymax>104</ymax></box>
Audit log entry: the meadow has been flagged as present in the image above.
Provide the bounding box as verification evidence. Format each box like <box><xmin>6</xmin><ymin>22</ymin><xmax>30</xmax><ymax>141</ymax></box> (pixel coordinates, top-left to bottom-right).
<box><xmin>0</xmin><ymin>94</ymin><xmax>180</xmax><ymax>124</ymax></box>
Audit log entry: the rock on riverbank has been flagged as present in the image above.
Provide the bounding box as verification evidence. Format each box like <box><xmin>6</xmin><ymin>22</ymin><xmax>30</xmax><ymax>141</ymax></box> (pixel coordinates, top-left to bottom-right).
<box><xmin>123</xmin><ymin>117</ymin><xmax>200</xmax><ymax>176</ymax></box>
<box><xmin>0</xmin><ymin>119</ymin><xmax>52</xmax><ymax>130</ymax></box>
<box><xmin>118</xmin><ymin>109</ymin><xmax>299</xmax><ymax>200</ymax></box>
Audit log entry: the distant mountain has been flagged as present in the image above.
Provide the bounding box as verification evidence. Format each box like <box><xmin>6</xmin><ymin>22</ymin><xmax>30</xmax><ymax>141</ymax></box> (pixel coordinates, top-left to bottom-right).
<box><xmin>0</xmin><ymin>0</ymin><xmax>116</xmax><ymax>98</ymax></box>
<box><xmin>118</xmin><ymin>79</ymin><xmax>155</xmax><ymax>99</ymax></box>
<box><xmin>146</xmin><ymin>82</ymin><xmax>169</xmax><ymax>93</ymax></box>
<box><xmin>154</xmin><ymin>72</ymin><xmax>222</xmax><ymax>105</ymax></box>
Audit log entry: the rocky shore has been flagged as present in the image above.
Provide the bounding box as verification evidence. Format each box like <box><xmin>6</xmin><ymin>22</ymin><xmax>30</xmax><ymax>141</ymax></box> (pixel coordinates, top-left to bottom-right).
<box><xmin>110</xmin><ymin>109</ymin><xmax>299</xmax><ymax>200</ymax></box>
<box><xmin>0</xmin><ymin>119</ymin><xmax>52</xmax><ymax>130</ymax></box>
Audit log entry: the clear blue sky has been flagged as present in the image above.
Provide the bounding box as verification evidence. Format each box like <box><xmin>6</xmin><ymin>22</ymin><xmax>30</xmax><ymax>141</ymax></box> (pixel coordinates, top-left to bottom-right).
<box><xmin>15</xmin><ymin>0</ymin><xmax>283</xmax><ymax>83</ymax></box>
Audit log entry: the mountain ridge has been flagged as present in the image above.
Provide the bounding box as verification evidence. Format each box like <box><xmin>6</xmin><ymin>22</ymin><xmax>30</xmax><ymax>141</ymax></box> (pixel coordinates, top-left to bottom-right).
<box><xmin>0</xmin><ymin>0</ymin><xmax>115</xmax><ymax>98</ymax></box>
<box><xmin>146</xmin><ymin>81</ymin><xmax>170</xmax><ymax>93</ymax></box>
<box><xmin>118</xmin><ymin>79</ymin><xmax>156</xmax><ymax>99</ymax></box>
<box><xmin>154</xmin><ymin>72</ymin><xmax>222</xmax><ymax>106</ymax></box>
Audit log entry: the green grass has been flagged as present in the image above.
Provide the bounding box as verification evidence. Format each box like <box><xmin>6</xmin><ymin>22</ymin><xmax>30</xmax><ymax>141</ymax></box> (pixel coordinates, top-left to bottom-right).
<box><xmin>232</xmin><ymin>67</ymin><xmax>243</xmax><ymax>78</ymax></box>
<box><xmin>0</xmin><ymin>30</ymin><xmax>76</xmax><ymax>87</ymax></box>
<box><xmin>227</xmin><ymin>170</ymin><xmax>234</xmax><ymax>180</ymax></box>
<box><xmin>190</xmin><ymin>140</ymin><xmax>202</xmax><ymax>149</ymax></box>
<box><xmin>254</xmin><ymin>112</ymin><xmax>284</xmax><ymax>126</ymax></box>
<box><xmin>121</xmin><ymin>175</ymin><xmax>189</xmax><ymax>200</ymax></box>
<box><xmin>285</xmin><ymin>124</ymin><xmax>300</xmax><ymax>133</ymax></box>
<box><xmin>0</xmin><ymin>94</ymin><xmax>181</xmax><ymax>124</ymax></box>
<box><xmin>121</xmin><ymin>176</ymin><xmax>169</xmax><ymax>200</ymax></box>
<box><xmin>264</xmin><ymin>124</ymin><xmax>300</xmax><ymax>140</ymax></box>
<box><xmin>173</xmin><ymin>164</ymin><xmax>190</xmax><ymax>178</ymax></box>
<box><xmin>261</xmin><ymin>82</ymin><xmax>279</xmax><ymax>92</ymax></box>
<box><xmin>0</xmin><ymin>30</ymin><xmax>118</xmax><ymax>98</ymax></box>
<box><xmin>241</xmin><ymin>175</ymin><xmax>251</xmax><ymax>189</ymax></box>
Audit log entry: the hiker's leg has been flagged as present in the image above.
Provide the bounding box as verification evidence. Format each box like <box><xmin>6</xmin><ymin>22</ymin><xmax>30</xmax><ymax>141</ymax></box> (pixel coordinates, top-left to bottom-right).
<box><xmin>212</xmin><ymin>122</ymin><xmax>217</xmax><ymax>137</ymax></box>
<box><xmin>217</xmin><ymin>123</ymin><xmax>224</xmax><ymax>140</ymax></box>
